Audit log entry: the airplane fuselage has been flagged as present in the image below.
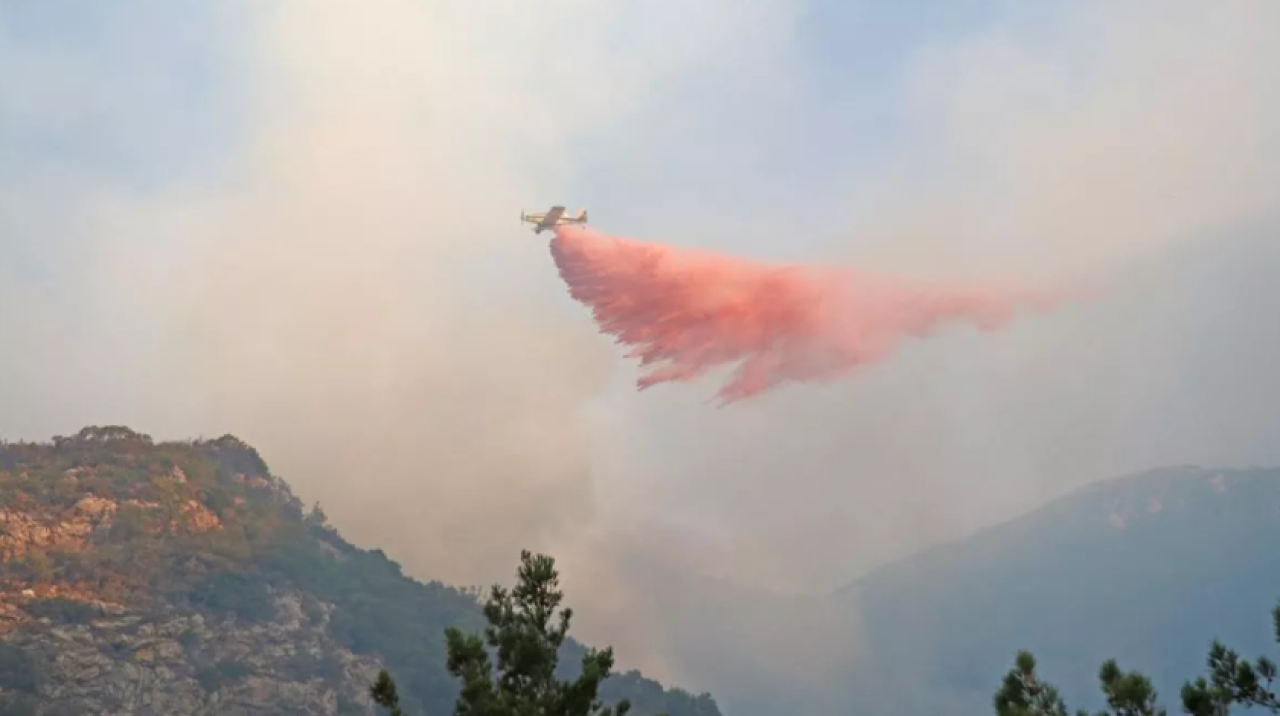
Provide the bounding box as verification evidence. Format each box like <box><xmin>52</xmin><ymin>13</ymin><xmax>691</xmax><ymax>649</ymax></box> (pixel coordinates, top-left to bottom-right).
<box><xmin>521</xmin><ymin>204</ymin><xmax>588</xmax><ymax>234</ymax></box>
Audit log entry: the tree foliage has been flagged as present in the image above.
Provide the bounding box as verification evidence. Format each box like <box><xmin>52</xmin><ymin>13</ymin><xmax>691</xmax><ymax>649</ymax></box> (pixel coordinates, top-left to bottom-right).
<box><xmin>1180</xmin><ymin>602</ymin><xmax>1280</xmax><ymax>716</ymax></box>
<box><xmin>997</xmin><ymin>600</ymin><xmax>1280</xmax><ymax>715</ymax></box>
<box><xmin>995</xmin><ymin>650</ymin><xmax>1164</xmax><ymax>716</ymax></box>
<box><xmin>994</xmin><ymin>651</ymin><xmax>1072</xmax><ymax>716</ymax></box>
<box><xmin>374</xmin><ymin>550</ymin><xmax>656</xmax><ymax>716</ymax></box>
<box><xmin>372</xmin><ymin>670</ymin><xmax>406</xmax><ymax>716</ymax></box>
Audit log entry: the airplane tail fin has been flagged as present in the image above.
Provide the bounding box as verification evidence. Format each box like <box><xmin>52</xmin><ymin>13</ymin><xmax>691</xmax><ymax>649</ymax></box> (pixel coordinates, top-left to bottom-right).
<box><xmin>577</xmin><ymin>208</ymin><xmax>588</xmax><ymax>222</ymax></box>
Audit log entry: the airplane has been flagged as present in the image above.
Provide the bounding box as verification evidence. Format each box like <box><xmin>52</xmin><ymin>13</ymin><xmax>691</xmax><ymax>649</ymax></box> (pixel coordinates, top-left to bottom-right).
<box><xmin>520</xmin><ymin>205</ymin><xmax>588</xmax><ymax>234</ymax></box>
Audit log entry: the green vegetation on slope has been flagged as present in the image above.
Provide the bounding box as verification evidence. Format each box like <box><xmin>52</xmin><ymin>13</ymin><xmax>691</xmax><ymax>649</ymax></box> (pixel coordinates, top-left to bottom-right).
<box><xmin>0</xmin><ymin>426</ymin><xmax>719</xmax><ymax>716</ymax></box>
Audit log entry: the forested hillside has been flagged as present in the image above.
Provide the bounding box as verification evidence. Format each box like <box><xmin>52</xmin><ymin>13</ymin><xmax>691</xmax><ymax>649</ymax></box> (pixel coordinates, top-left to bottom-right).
<box><xmin>0</xmin><ymin>426</ymin><xmax>720</xmax><ymax>716</ymax></box>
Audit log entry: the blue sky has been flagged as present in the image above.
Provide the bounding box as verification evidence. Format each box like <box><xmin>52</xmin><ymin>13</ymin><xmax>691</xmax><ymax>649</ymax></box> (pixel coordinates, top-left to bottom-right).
<box><xmin>0</xmin><ymin>0</ymin><xmax>243</xmax><ymax>190</ymax></box>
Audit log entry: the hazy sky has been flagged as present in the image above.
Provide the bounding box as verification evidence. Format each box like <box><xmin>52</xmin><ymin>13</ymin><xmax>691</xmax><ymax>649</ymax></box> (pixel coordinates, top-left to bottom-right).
<box><xmin>3</xmin><ymin>0</ymin><xmax>1279</xmax><ymax>696</ymax></box>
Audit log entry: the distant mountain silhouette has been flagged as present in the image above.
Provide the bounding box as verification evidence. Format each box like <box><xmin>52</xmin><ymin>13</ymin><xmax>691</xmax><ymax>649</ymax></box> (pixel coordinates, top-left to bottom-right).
<box><xmin>834</xmin><ymin>465</ymin><xmax>1280</xmax><ymax>715</ymax></box>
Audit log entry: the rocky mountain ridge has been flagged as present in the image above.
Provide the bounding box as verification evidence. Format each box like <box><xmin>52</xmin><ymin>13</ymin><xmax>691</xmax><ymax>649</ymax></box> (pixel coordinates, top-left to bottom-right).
<box><xmin>2</xmin><ymin>591</ymin><xmax>383</xmax><ymax>716</ymax></box>
<box><xmin>0</xmin><ymin>426</ymin><xmax>721</xmax><ymax>716</ymax></box>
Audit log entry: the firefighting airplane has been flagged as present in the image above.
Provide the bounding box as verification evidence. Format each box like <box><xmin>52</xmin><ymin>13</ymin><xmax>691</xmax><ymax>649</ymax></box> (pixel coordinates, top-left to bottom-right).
<box><xmin>520</xmin><ymin>205</ymin><xmax>588</xmax><ymax>234</ymax></box>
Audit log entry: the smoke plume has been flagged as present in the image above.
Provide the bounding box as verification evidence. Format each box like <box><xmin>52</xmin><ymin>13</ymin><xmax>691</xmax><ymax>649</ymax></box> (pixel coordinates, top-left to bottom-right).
<box><xmin>550</xmin><ymin>226</ymin><xmax>1065</xmax><ymax>404</ymax></box>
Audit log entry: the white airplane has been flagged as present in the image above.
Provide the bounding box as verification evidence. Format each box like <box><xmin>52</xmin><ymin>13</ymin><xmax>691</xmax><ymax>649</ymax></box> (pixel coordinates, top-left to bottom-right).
<box><xmin>520</xmin><ymin>205</ymin><xmax>588</xmax><ymax>234</ymax></box>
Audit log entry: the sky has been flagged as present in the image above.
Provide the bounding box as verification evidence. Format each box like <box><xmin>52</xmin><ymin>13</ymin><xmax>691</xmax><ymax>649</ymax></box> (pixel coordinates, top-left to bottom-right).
<box><xmin>3</xmin><ymin>0</ymin><xmax>1280</xmax><ymax>703</ymax></box>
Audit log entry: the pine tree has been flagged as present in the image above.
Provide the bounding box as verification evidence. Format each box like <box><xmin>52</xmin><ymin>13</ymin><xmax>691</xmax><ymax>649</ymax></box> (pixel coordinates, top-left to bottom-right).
<box><xmin>372</xmin><ymin>550</ymin><xmax>654</xmax><ymax>716</ymax></box>
<box><xmin>371</xmin><ymin>670</ymin><xmax>405</xmax><ymax>716</ymax></box>
<box><xmin>994</xmin><ymin>651</ymin><xmax>1071</xmax><ymax>716</ymax></box>
<box><xmin>1181</xmin><ymin>601</ymin><xmax>1280</xmax><ymax>716</ymax></box>
<box><xmin>997</xmin><ymin>600</ymin><xmax>1280</xmax><ymax>716</ymax></box>
<box><xmin>994</xmin><ymin>651</ymin><xmax>1163</xmax><ymax>716</ymax></box>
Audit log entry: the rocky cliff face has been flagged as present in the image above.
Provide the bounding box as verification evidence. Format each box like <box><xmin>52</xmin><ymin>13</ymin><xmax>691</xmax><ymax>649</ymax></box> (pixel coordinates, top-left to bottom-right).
<box><xmin>0</xmin><ymin>427</ymin><xmax>721</xmax><ymax>716</ymax></box>
<box><xmin>2</xmin><ymin>591</ymin><xmax>383</xmax><ymax>716</ymax></box>
<box><xmin>0</xmin><ymin>429</ymin><xmax>384</xmax><ymax>715</ymax></box>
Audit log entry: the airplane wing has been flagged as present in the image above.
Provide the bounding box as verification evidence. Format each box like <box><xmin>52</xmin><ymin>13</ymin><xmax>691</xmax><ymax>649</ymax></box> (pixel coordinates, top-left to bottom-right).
<box><xmin>543</xmin><ymin>206</ymin><xmax>565</xmax><ymax>225</ymax></box>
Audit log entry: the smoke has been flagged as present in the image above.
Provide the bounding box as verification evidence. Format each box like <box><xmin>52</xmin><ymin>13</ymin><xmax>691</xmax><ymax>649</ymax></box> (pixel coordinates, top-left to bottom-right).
<box><xmin>838</xmin><ymin>0</ymin><xmax>1280</xmax><ymax>282</ymax></box>
<box><xmin>550</xmin><ymin>226</ymin><xmax>1065</xmax><ymax>404</ymax></box>
<box><xmin>0</xmin><ymin>0</ymin><xmax>819</xmax><ymax>666</ymax></box>
<box><xmin>553</xmin><ymin>1</ymin><xmax>1280</xmax><ymax>708</ymax></box>
<box><xmin>104</xmin><ymin>0</ymin><xmax>803</xmax><ymax>590</ymax></box>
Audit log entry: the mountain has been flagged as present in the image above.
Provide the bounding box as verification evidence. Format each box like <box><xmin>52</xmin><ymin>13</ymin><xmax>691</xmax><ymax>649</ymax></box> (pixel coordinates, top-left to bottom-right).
<box><xmin>636</xmin><ymin>464</ymin><xmax>1280</xmax><ymax>716</ymax></box>
<box><xmin>834</xmin><ymin>465</ymin><xmax>1280</xmax><ymax>715</ymax></box>
<box><xmin>0</xmin><ymin>426</ymin><xmax>721</xmax><ymax>716</ymax></box>
<box><xmin>7</xmin><ymin>425</ymin><xmax>1275</xmax><ymax>716</ymax></box>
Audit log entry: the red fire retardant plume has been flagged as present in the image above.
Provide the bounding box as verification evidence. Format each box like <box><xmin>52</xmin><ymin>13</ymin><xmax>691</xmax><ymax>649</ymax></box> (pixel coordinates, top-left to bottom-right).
<box><xmin>549</xmin><ymin>226</ymin><xmax>1064</xmax><ymax>405</ymax></box>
